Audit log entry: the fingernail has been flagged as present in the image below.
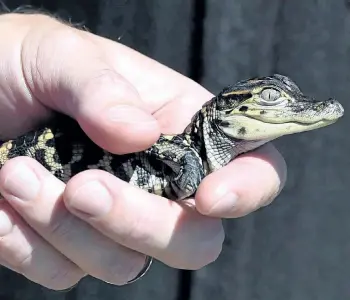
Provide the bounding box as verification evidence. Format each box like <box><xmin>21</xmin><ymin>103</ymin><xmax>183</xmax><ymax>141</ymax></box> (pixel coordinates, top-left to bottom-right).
<box><xmin>208</xmin><ymin>192</ymin><xmax>238</xmax><ymax>215</ymax></box>
<box><xmin>127</xmin><ymin>256</ymin><xmax>153</xmax><ymax>284</ymax></box>
<box><xmin>0</xmin><ymin>210</ymin><xmax>13</xmax><ymax>237</ymax></box>
<box><xmin>57</xmin><ymin>283</ymin><xmax>79</xmax><ymax>293</ymax></box>
<box><xmin>69</xmin><ymin>181</ymin><xmax>112</xmax><ymax>217</ymax></box>
<box><xmin>3</xmin><ymin>164</ymin><xmax>40</xmax><ymax>201</ymax></box>
<box><xmin>107</xmin><ymin>105</ymin><xmax>156</xmax><ymax>124</ymax></box>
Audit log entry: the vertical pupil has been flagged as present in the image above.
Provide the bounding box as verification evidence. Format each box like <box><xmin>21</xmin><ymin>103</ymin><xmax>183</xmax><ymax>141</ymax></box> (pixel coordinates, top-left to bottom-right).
<box><xmin>262</xmin><ymin>89</ymin><xmax>280</xmax><ymax>101</ymax></box>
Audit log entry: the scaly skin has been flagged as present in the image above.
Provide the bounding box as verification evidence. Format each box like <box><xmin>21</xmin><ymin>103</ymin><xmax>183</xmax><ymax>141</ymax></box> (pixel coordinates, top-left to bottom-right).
<box><xmin>0</xmin><ymin>74</ymin><xmax>344</xmax><ymax>200</ymax></box>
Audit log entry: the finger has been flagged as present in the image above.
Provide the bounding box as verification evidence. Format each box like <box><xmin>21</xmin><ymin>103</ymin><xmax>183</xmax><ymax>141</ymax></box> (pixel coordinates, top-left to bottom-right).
<box><xmin>0</xmin><ymin>201</ymin><xmax>83</xmax><ymax>290</ymax></box>
<box><xmin>84</xmin><ymin>31</ymin><xmax>215</xmax><ymax>133</ymax></box>
<box><xmin>19</xmin><ymin>14</ymin><xmax>160</xmax><ymax>154</ymax></box>
<box><xmin>63</xmin><ymin>170</ymin><xmax>225</xmax><ymax>270</ymax></box>
<box><xmin>195</xmin><ymin>143</ymin><xmax>287</xmax><ymax>218</ymax></box>
<box><xmin>0</xmin><ymin>157</ymin><xmax>150</xmax><ymax>285</ymax></box>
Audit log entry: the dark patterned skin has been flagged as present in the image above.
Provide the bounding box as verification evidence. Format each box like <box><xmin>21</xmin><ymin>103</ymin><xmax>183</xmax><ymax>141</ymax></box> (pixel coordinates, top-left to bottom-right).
<box><xmin>0</xmin><ymin>75</ymin><xmax>344</xmax><ymax>200</ymax></box>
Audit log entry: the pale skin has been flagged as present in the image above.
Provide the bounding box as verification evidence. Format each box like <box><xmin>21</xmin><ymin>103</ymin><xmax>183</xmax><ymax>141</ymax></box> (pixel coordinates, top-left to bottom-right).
<box><xmin>0</xmin><ymin>14</ymin><xmax>287</xmax><ymax>290</ymax></box>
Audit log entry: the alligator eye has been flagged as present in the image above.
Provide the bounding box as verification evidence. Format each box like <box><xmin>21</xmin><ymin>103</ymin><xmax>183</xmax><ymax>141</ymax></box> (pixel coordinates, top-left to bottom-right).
<box><xmin>261</xmin><ymin>88</ymin><xmax>280</xmax><ymax>101</ymax></box>
<box><xmin>259</xmin><ymin>88</ymin><xmax>286</xmax><ymax>106</ymax></box>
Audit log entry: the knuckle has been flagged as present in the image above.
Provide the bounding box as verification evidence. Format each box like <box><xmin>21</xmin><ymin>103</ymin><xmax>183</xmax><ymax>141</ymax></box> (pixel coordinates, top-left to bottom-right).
<box><xmin>0</xmin><ymin>206</ymin><xmax>14</xmax><ymax>237</ymax></box>
<box><xmin>48</xmin><ymin>208</ymin><xmax>80</xmax><ymax>242</ymax></box>
<box><xmin>22</xmin><ymin>21</ymin><xmax>80</xmax><ymax>79</ymax></box>
<box><xmin>1</xmin><ymin>241</ymin><xmax>34</xmax><ymax>273</ymax></box>
<box><xmin>1</xmin><ymin>236</ymin><xmax>81</xmax><ymax>291</ymax></box>
<box><xmin>37</xmin><ymin>24</ymin><xmax>84</xmax><ymax>56</ymax></box>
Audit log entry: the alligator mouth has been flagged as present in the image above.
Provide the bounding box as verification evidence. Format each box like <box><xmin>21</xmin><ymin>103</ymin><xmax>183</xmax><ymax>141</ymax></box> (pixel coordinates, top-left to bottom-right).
<box><xmin>220</xmin><ymin>118</ymin><xmax>339</xmax><ymax>127</ymax></box>
<box><xmin>222</xmin><ymin>111</ymin><xmax>343</xmax><ymax>125</ymax></box>
<box><xmin>219</xmin><ymin>113</ymin><xmax>342</xmax><ymax>141</ymax></box>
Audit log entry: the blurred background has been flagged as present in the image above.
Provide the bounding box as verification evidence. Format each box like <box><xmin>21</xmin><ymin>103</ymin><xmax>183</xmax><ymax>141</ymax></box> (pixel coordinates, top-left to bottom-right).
<box><xmin>1</xmin><ymin>0</ymin><xmax>350</xmax><ymax>299</ymax></box>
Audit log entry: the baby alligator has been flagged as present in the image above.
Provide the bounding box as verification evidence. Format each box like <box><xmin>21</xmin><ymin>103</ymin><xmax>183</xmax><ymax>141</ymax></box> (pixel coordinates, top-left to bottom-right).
<box><xmin>0</xmin><ymin>74</ymin><xmax>344</xmax><ymax>200</ymax></box>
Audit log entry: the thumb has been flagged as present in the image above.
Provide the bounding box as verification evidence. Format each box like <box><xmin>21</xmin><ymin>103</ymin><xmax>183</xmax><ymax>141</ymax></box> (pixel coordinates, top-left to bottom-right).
<box><xmin>21</xmin><ymin>14</ymin><xmax>160</xmax><ymax>154</ymax></box>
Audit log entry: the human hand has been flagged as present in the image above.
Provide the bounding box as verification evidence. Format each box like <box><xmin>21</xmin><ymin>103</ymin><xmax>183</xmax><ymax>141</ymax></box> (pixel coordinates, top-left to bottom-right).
<box><xmin>0</xmin><ymin>13</ymin><xmax>286</xmax><ymax>290</ymax></box>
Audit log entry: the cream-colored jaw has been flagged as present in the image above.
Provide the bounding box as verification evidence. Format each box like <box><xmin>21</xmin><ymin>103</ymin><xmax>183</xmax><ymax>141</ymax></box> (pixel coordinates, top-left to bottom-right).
<box><xmin>218</xmin><ymin>85</ymin><xmax>344</xmax><ymax>140</ymax></box>
<box><xmin>220</xmin><ymin>115</ymin><xmax>338</xmax><ymax>140</ymax></box>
